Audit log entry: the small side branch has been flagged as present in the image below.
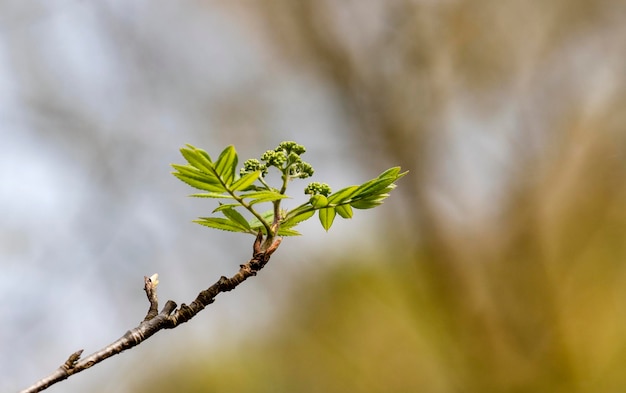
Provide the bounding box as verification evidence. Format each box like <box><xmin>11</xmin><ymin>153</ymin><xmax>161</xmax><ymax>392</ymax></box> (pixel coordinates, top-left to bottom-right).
<box><xmin>20</xmin><ymin>233</ymin><xmax>281</xmax><ymax>393</ymax></box>
<box><xmin>143</xmin><ymin>273</ymin><xmax>160</xmax><ymax>322</ymax></box>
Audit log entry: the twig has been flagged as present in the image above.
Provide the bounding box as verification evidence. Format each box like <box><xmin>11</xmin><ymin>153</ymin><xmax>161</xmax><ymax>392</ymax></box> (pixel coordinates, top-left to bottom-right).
<box><xmin>20</xmin><ymin>232</ymin><xmax>281</xmax><ymax>393</ymax></box>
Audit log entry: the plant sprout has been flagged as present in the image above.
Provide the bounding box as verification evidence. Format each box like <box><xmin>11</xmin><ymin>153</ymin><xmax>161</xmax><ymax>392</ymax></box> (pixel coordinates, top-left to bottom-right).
<box><xmin>172</xmin><ymin>141</ymin><xmax>407</xmax><ymax>249</ymax></box>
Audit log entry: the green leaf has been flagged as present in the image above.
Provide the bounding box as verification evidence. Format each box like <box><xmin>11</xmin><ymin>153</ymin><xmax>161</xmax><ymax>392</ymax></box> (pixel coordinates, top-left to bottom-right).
<box><xmin>335</xmin><ymin>204</ymin><xmax>353</xmax><ymax>219</ymax></box>
<box><xmin>319</xmin><ymin>207</ymin><xmax>336</xmax><ymax>231</ymax></box>
<box><xmin>194</xmin><ymin>217</ymin><xmax>251</xmax><ymax>233</ymax></box>
<box><xmin>352</xmin><ymin>168</ymin><xmax>407</xmax><ymax>199</ymax></box>
<box><xmin>240</xmin><ymin>184</ymin><xmax>266</xmax><ymax>192</ymax></box>
<box><xmin>221</xmin><ymin>207</ymin><xmax>251</xmax><ymax>230</ymax></box>
<box><xmin>353</xmin><ymin>177</ymin><xmax>396</xmax><ymax>199</ymax></box>
<box><xmin>277</xmin><ymin>227</ymin><xmax>302</xmax><ymax>236</ymax></box>
<box><xmin>253</xmin><ymin>225</ymin><xmax>301</xmax><ymax>236</ymax></box>
<box><xmin>239</xmin><ymin>190</ymin><xmax>284</xmax><ymax>199</ymax></box>
<box><xmin>171</xmin><ymin>164</ymin><xmax>222</xmax><ymax>184</ymax></box>
<box><xmin>351</xmin><ymin>195</ymin><xmax>388</xmax><ymax>209</ymax></box>
<box><xmin>284</xmin><ymin>203</ymin><xmax>314</xmax><ymax>218</ymax></box>
<box><xmin>351</xmin><ymin>200</ymin><xmax>383</xmax><ymax>209</ymax></box>
<box><xmin>194</xmin><ymin>147</ymin><xmax>214</xmax><ymax>164</ymax></box>
<box><xmin>213</xmin><ymin>203</ymin><xmax>242</xmax><ymax>212</ymax></box>
<box><xmin>171</xmin><ymin>163</ymin><xmax>203</xmax><ymax>177</ymax></box>
<box><xmin>248</xmin><ymin>209</ymin><xmax>275</xmax><ymax>228</ymax></box>
<box><xmin>231</xmin><ymin>170</ymin><xmax>260</xmax><ymax>191</ymax></box>
<box><xmin>327</xmin><ymin>185</ymin><xmax>358</xmax><ymax>205</ymax></box>
<box><xmin>214</xmin><ymin>145</ymin><xmax>238</xmax><ymax>185</ymax></box>
<box><xmin>180</xmin><ymin>146</ymin><xmax>213</xmax><ymax>174</ymax></box>
<box><xmin>239</xmin><ymin>191</ymin><xmax>289</xmax><ymax>205</ymax></box>
<box><xmin>172</xmin><ymin>173</ymin><xmax>226</xmax><ymax>193</ymax></box>
<box><xmin>281</xmin><ymin>209</ymin><xmax>315</xmax><ymax>229</ymax></box>
<box><xmin>189</xmin><ymin>192</ymin><xmax>234</xmax><ymax>199</ymax></box>
<box><xmin>171</xmin><ymin>164</ymin><xmax>224</xmax><ymax>192</ymax></box>
<box><xmin>377</xmin><ymin>166</ymin><xmax>402</xmax><ymax>179</ymax></box>
<box><xmin>309</xmin><ymin>194</ymin><xmax>328</xmax><ymax>209</ymax></box>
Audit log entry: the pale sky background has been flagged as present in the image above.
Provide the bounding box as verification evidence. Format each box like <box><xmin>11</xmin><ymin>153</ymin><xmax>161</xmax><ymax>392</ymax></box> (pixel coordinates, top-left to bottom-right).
<box><xmin>0</xmin><ymin>3</ymin><xmax>388</xmax><ymax>392</ymax></box>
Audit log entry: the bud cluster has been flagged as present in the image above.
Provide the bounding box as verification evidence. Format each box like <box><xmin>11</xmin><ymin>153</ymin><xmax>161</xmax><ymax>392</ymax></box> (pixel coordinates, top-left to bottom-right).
<box><xmin>240</xmin><ymin>141</ymin><xmax>313</xmax><ymax>180</ymax></box>
<box><xmin>304</xmin><ymin>182</ymin><xmax>331</xmax><ymax>197</ymax></box>
<box><xmin>276</xmin><ymin>141</ymin><xmax>306</xmax><ymax>155</ymax></box>
<box><xmin>240</xmin><ymin>158</ymin><xmax>268</xmax><ymax>176</ymax></box>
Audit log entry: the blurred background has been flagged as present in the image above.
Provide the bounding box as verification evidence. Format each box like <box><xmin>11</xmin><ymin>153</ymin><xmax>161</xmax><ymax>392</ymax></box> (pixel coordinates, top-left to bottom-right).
<box><xmin>2</xmin><ymin>1</ymin><xmax>626</xmax><ymax>392</ymax></box>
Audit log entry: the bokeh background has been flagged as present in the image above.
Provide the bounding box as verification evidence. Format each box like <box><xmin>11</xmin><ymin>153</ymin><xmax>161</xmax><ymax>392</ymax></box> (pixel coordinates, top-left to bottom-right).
<box><xmin>2</xmin><ymin>1</ymin><xmax>626</xmax><ymax>392</ymax></box>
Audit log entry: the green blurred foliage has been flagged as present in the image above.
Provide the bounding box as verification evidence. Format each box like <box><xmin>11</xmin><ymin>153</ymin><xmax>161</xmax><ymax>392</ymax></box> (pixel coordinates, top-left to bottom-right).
<box><xmin>133</xmin><ymin>0</ymin><xmax>626</xmax><ymax>392</ymax></box>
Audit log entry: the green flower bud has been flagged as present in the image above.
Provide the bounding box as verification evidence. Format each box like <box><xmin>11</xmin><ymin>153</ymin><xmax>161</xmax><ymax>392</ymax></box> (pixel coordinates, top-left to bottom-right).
<box><xmin>261</xmin><ymin>150</ymin><xmax>274</xmax><ymax>162</ymax></box>
<box><xmin>240</xmin><ymin>159</ymin><xmax>268</xmax><ymax>176</ymax></box>
<box><xmin>287</xmin><ymin>152</ymin><xmax>300</xmax><ymax>164</ymax></box>
<box><xmin>304</xmin><ymin>182</ymin><xmax>331</xmax><ymax>196</ymax></box>
<box><xmin>293</xmin><ymin>161</ymin><xmax>314</xmax><ymax>179</ymax></box>
<box><xmin>277</xmin><ymin>141</ymin><xmax>306</xmax><ymax>155</ymax></box>
<box><xmin>261</xmin><ymin>150</ymin><xmax>287</xmax><ymax>167</ymax></box>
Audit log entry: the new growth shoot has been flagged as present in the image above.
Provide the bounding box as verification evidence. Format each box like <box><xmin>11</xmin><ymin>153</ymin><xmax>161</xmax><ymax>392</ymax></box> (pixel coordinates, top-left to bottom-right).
<box><xmin>172</xmin><ymin>141</ymin><xmax>406</xmax><ymax>248</ymax></box>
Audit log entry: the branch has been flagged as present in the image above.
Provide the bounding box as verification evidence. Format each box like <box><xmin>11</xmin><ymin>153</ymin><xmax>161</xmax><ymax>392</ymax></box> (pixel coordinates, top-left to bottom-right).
<box><xmin>20</xmin><ymin>232</ymin><xmax>281</xmax><ymax>393</ymax></box>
